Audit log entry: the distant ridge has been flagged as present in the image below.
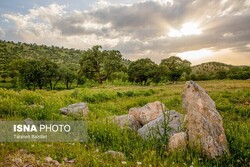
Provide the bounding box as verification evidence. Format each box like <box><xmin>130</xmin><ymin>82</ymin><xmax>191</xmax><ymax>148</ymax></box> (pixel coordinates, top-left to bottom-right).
<box><xmin>191</xmin><ymin>62</ymin><xmax>234</xmax><ymax>75</ymax></box>
<box><xmin>0</xmin><ymin>40</ymin><xmax>248</xmax><ymax>72</ymax></box>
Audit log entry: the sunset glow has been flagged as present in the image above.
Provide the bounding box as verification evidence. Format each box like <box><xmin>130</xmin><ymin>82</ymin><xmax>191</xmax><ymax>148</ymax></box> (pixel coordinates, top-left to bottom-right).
<box><xmin>168</xmin><ymin>22</ymin><xmax>202</xmax><ymax>37</ymax></box>
<box><xmin>177</xmin><ymin>49</ymin><xmax>213</xmax><ymax>61</ymax></box>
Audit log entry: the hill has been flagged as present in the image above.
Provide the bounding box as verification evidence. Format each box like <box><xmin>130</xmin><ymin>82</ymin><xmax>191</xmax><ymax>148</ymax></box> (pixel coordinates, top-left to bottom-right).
<box><xmin>192</xmin><ymin>62</ymin><xmax>233</xmax><ymax>75</ymax></box>
<box><xmin>0</xmin><ymin>40</ymin><xmax>83</xmax><ymax>70</ymax></box>
<box><xmin>0</xmin><ymin>40</ymin><xmax>132</xmax><ymax>71</ymax></box>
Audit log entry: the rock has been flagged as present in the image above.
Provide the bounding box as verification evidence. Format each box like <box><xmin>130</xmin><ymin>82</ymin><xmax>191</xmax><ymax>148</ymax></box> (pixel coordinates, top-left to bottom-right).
<box><xmin>13</xmin><ymin>158</ymin><xmax>23</xmax><ymax>165</ymax></box>
<box><xmin>129</xmin><ymin>101</ymin><xmax>166</xmax><ymax>125</ymax></box>
<box><xmin>138</xmin><ymin>110</ymin><xmax>183</xmax><ymax>140</ymax></box>
<box><xmin>24</xmin><ymin>118</ymin><xmax>33</xmax><ymax>125</ymax></box>
<box><xmin>52</xmin><ymin>160</ymin><xmax>60</xmax><ymax>166</ymax></box>
<box><xmin>104</xmin><ymin>150</ymin><xmax>125</xmax><ymax>159</ymax></box>
<box><xmin>182</xmin><ymin>81</ymin><xmax>228</xmax><ymax>159</ymax></box>
<box><xmin>63</xmin><ymin>158</ymin><xmax>75</xmax><ymax>164</ymax></box>
<box><xmin>44</xmin><ymin>157</ymin><xmax>53</xmax><ymax>163</ymax></box>
<box><xmin>29</xmin><ymin>104</ymin><xmax>44</xmax><ymax>109</ymax></box>
<box><xmin>60</xmin><ymin>102</ymin><xmax>89</xmax><ymax>117</ymax></box>
<box><xmin>112</xmin><ymin>114</ymin><xmax>141</xmax><ymax>130</ymax></box>
<box><xmin>168</xmin><ymin>132</ymin><xmax>187</xmax><ymax>152</ymax></box>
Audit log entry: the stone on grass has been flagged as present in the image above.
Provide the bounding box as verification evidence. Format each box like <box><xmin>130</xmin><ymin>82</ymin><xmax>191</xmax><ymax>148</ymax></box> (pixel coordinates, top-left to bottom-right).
<box><xmin>168</xmin><ymin>132</ymin><xmax>187</xmax><ymax>152</ymax></box>
<box><xmin>129</xmin><ymin>101</ymin><xmax>165</xmax><ymax>125</ymax></box>
<box><xmin>24</xmin><ymin>118</ymin><xmax>33</xmax><ymax>125</ymax></box>
<box><xmin>182</xmin><ymin>81</ymin><xmax>228</xmax><ymax>159</ymax></box>
<box><xmin>44</xmin><ymin>157</ymin><xmax>53</xmax><ymax>163</ymax></box>
<box><xmin>104</xmin><ymin>150</ymin><xmax>125</xmax><ymax>159</ymax></box>
<box><xmin>112</xmin><ymin>114</ymin><xmax>141</xmax><ymax>131</ymax></box>
<box><xmin>138</xmin><ymin>110</ymin><xmax>183</xmax><ymax>140</ymax></box>
<box><xmin>60</xmin><ymin>102</ymin><xmax>89</xmax><ymax>117</ymax></box>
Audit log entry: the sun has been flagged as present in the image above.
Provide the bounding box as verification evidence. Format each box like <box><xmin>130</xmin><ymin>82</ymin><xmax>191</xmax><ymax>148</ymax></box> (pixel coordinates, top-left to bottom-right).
<box><xmin>168</xmin><ymin>22</ymin><xmax>202</xmax><ymax>37</ymax></box>
<box><xmin>177</xmin><ymin>49</ymin><xmax>213</xmax><ymax>62</ymax></box>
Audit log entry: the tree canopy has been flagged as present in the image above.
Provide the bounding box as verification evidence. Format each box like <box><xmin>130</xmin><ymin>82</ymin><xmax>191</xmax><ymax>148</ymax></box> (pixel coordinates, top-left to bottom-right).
<box><xmin>128</xmin><ymin>58</ymin><xmax>158</xmax><ymax>85</ymax></box>
<box><xmin>160</xmin><ymin>56</ymin><xmax>191</xmax><ymax>83</ymax></box>
<box><xmin>79</xmin><ymin>45</ymin><xmax>123</xmax><ymax>84</ymax></box>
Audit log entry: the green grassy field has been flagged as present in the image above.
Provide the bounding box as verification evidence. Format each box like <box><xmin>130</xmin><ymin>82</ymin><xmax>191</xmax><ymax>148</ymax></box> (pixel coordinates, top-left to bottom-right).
<box><xmin>0</xmin><ymin>80</ymin><xmax>249</xmax><ymax>166</ymax></box>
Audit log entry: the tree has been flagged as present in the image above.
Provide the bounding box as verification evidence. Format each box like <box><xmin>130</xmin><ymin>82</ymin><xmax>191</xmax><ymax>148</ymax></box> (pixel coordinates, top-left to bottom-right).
<box><xmin>1</xmin><ymin>71</ymin><xmax>8</xmax><ymax>82</ymax></box>
<box><xmin>18</xmin><ymin>60</ymin><xmax>39</xmax><ymax>90</ymax></box>
<box><xmin>216</xmin><ymin>69</ymin><xmax>227</xmax><ymax>80</ymax></box>
<box><xmin>227</xmin><ymin>66</ymin><xmax>250</xmax><ymax>80</ymax></box>
<box><xmin>128</xmin><ymin>58</ymin><xmax>158</xmax><ymax>85</ymax></box>
<box><xmin>61</xmin><ymin>66</ymin><xmax>76</xmax><ymax>89</ymax></box>
<box><xmin>160</xmin><ymin>56</ymin><xmax>191</xmax><ymax>83</ymax></box>
<box><xmin>17</xmin><ymin>59</ymin><xmax>58</xmax><ymax>90</ymax></box>
<box><xmin>79</xmin><ymin>45</ymin><xmax>123</xmax><ymax>84</ymax></box>
<box><xmin>41</xmin><ymin>59</ymin><xmax>58</xmax><ymax>90</ymax></box>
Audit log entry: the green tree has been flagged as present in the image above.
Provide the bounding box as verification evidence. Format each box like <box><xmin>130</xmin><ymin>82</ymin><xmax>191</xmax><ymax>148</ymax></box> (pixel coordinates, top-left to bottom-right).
<box><xmin>41</xmin><ymin>59</ymin><xmax>58</xmax><ymax>90</ymax></box>
<box><xmin>216</xmin><ymin>69</ymin><xmax>227</xmax><ymax>80</ymax></box>
<box><xmin>18</xmin><ymin>60</ymin><xmax>38</xmax><ymax>90</ymax></box>
<box><xmin>1</xmin><ymin>71</ymin><xmax>8</xmax><ymax>82</ymax></box>
<box><xmin>227</xmin><ymin>66</ymin><xmax>250</xmax><ymax>80</ymax></box>
<box><xmin>160</xmin><ymin>56</ymin><xmax>191</xmax><ymax>83</ymax></box>
<box><xmin>61</xmin><ymin>66</ymin><xmax>76</xmax><ymax>89</ymax></box>
<box><xmin>79</xmin><ymin>45</ymin><xmax>123</xmax><ymax>84</ymax></box>
<box><xmin>17</xmin><ymin>59</ymin><xmax>58</xmax><ymax>90</ymax></box>
<box><xmin>128</xmin><ymin>58</ymin><xmax>158</xmax><ymax>85</ymax></box>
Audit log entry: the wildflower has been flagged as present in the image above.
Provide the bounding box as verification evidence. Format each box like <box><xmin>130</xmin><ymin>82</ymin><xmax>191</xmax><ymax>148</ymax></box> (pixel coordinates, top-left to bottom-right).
<box><xmin>137</xmin><ymin>161</ymin><xmax>142</xmax><ymax>165</ymax></box>
<box><xmin>122</xmin><ymin>161</ymin><xmax>127</xmax><ymax>165</ymax></box>
<box><xmin>95</xmin><ymin>149</ymin><xmax>99</xmax><ymax>152</ymax></box>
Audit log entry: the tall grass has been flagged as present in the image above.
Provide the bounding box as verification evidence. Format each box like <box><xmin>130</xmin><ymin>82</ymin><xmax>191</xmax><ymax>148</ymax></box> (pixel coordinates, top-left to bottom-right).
<box><xmin>0</xmin><ymin>80</ymin><xmax>249</xmax><ymax>166</ymax></box>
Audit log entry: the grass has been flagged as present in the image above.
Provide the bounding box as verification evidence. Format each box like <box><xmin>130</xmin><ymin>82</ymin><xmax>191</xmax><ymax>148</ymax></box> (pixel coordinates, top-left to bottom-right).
<box><xmin>0</xmin><ymin>80</ymin><xmax>249</xmax><ymax>166</ymax></box>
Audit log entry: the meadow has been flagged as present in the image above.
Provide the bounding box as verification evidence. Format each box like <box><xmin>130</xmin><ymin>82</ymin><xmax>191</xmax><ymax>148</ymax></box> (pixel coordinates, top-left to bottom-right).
<box><xmin>0</xmin><ymin>80</ymin><xmax>249</xmax><ymax>166</ymax></box>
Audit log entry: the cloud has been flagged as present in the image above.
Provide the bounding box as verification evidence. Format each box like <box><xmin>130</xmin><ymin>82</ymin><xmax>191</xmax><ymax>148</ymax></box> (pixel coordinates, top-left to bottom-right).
<box><xmin>0</xmin><ymin>27</ymin><xmax>5</xmax><ymax>37</ymax></box>
<box><xmin>1</xmin><ymin>0</ymin><xmax>250</xmax><ymax>65</ymax></box>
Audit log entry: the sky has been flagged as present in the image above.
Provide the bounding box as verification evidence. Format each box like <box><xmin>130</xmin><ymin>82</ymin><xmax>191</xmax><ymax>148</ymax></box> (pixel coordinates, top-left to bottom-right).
<box><xmin>0</xmin><ymin>0</ymin><xmax>250</xmax><ymax>65</ymax></box>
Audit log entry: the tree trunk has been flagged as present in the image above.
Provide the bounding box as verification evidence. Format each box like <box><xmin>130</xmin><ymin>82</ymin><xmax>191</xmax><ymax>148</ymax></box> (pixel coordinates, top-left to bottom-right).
<box><xmin>49</xmin><ymin>81</ymin><xmax>53</xmax><ymax>90</ymax></box>
<box><xmin>53</xmin><ymin>78</ymin><xmax>60</xmax><ymax>90</ymax></box>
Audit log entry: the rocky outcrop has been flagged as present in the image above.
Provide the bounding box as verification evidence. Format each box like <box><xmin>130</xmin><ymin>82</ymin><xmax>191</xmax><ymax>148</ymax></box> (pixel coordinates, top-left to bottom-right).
<box><xmin>182</xmin><ymin>81</ymin><xmax>228</xmax><ymax>159</ymax></box>
<box><xmin>138</xmin><ymin>110</ymin><xmax>183</xmax><ymax>140</ymax></box>
<box><xmin>112</xmin><ymin>114</ymin><xmax>141</xmax><ymax>131</ymax></box>
<box><xmin>129</xmin><ymin>101</ymin><xmax>165</xmax><ymax>125</ymax></box>
<box><xmin>168</xmin><ymin>132</ymin><xmax>187</xmax><ymax>152</ymax></box>
<box><xmin>60</xmin><ymin>102</ymin><xmax>89</xmax><ymax>117</ymax></box>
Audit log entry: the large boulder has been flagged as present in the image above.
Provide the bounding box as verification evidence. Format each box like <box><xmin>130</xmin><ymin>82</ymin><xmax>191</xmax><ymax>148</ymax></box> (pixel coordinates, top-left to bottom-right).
<box><xmin>129</xmin><ymin>101</ymin><xmax>166</xmax><ymax>125</ymax></box>
<box><xmin>182</xmin><ymin>81</ymin><xmax>228</xmax><ymax>159</ymax></box>
<box><xmin>138</xmin><ymin>110</ymin><xmax>183</xmax><ymax>140</ymax></box>
<box><xmin>111</xmin><ymin>114</ymin><xmax>142</xmax><ymax>131</ymax></box>
<box><xmin>60</xmin><ymin>102</ymin><xmax>89</xmax><ymax>117</ymax></box>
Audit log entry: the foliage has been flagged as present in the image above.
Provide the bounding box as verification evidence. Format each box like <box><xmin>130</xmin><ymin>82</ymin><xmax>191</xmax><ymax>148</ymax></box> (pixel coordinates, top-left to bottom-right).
<box><xmin>60</xmin><ymin>66</ymin><xmax>76</xmax><ymax>89</ymax></box>
<box><xmin>128</xmin><ymin>58</ymin><xmax>158</xmax><ymax>85</ymax></box>
<box><xmin>160</xmin><ymin>56</ymin><xmax>191</xmax><ymax>83</ymax></box>
<box><xmin>227</xmin><ymin>66</ymin><xmax>250</xmax><ymax>80</ymax></box>
<box><xmin>79</xmin><ymin>45</ymin><xmax>124</xmax><ymax>84</ymax></box>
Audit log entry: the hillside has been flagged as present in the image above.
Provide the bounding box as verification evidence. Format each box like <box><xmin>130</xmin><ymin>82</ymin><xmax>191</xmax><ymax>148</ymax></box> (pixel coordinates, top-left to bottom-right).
<box><xmin>0</xmin><ymin>40</ymin><xmax>248</xmax><ymax>85</ymax></box>
<box><xmin>191</xmin><ymin>62</ymin><xmax>233</xmax><ymax>75</ymax></box>
<box><xmin>0</xmin><ymin>40</ymin><xmax>83</xmax><ymax>70</ymax></box>
<box><xmin>0</xmin><ymin>40</ymin><xmax>132</xmax><ymax>71</ymax></box>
